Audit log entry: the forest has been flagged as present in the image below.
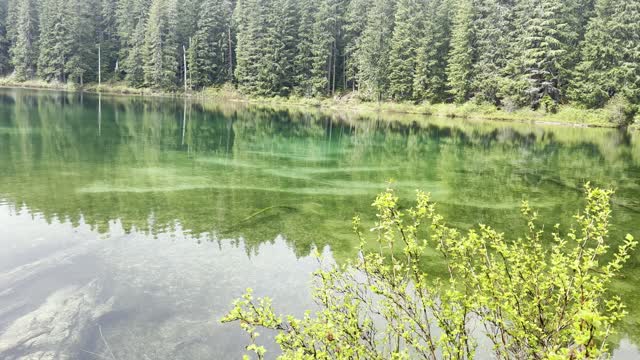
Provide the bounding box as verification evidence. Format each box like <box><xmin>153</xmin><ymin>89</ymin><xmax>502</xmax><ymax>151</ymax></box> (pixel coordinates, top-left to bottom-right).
<box><xmin>0</xmin><ymin>0</ymin><xmax>639</xmax><ymax>111</ymax></box>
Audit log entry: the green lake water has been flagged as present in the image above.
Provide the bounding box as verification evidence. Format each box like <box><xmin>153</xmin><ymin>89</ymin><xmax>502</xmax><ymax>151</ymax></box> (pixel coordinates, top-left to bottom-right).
<box><xmin>0</xmin><ymin>87</ymin><xmax>639</xmax><ymax>359</ymax></box>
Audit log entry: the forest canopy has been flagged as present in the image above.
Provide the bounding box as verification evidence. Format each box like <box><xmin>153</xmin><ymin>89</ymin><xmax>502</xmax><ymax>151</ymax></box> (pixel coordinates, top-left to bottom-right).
<box><xmin>0</xmin><ymin>0</ymin><xmax>639</xmax><ymax>109</ymax></box>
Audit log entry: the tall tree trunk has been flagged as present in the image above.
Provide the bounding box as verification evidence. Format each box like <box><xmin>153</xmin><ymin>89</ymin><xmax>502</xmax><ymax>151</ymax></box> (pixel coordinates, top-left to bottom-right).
<box><xmin>228</xmin><ymin>27</ymin><xmax>233</xmax><ymax>80</ymax></box>
<box><xmin>183</xmin><ymin>44</ymin><xmax>187</xmax><ymax>92</ymax></box>
<box><xmin>98</xmin><ymin>44</ymin><xmax>101</xmax><ymax>86</ymax></box>
<box><xmin>332</xmin><ymin>40</ymin><xmax>336</xmax><ymax>95</ymax></box>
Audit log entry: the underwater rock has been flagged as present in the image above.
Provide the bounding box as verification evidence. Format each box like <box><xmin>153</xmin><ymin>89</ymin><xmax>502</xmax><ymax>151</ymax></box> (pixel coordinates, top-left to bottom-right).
<box><xmin>0</xmin><ymin>280</ymin><xmax>113</xmax><ymax>360</ymax></box>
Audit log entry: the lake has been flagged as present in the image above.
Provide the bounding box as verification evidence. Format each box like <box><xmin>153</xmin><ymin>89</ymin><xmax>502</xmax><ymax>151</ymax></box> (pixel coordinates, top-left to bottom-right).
<box><xmin>0</xmin><ymin>88</ymin><xmax>639</xmax><ymax>359</ymax></box>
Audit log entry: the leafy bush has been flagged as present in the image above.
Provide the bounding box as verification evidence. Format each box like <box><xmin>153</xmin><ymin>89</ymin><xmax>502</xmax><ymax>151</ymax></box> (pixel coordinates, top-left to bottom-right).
<box><xmin>222</xmin><ymin>185</ymin><xmax>636</xmax><ymax>359</ymax></box>
<box><xmin>604</xmin><ymin>95</ymin><xmax>636</xmax><ymax>127</ymax></box>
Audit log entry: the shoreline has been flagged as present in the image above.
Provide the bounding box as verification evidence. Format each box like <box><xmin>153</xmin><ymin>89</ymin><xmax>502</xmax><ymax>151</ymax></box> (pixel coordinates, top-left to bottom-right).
<box><xmin>0</xmin><ymin>80</ymin><xmax>631</xmax><ymax>130</ymax></box>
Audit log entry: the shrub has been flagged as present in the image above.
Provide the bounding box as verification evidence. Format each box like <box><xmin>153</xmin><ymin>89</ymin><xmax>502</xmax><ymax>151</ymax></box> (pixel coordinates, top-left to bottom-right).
<box><xmin>222</xmin><ymin>185</ymin><xmax>636</xmax><ymax>359</ymax></box>
<box><xmin>604</xmin><ymin>95</ymin><xmax>636</xmax><ymax>127</ymax></box>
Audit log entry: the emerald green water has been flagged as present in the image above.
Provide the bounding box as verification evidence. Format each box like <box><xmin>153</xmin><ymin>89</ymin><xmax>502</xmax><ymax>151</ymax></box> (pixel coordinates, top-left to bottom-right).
<box><xmin>0</xmin><ymin>88</ymin><xmax>639</xmax><ymax>359</ymax></box>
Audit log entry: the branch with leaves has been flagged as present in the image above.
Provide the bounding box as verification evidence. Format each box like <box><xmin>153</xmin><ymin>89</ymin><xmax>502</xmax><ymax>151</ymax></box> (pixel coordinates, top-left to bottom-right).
<box><xmin>222</xmin><ymin>184</ymin><xmax>636</xmax><ymax>359</ymax></box>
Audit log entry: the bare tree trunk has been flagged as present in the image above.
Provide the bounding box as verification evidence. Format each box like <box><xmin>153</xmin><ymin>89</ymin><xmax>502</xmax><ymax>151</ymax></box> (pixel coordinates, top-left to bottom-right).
<box><xmin>228</xmin><ymin>27</ymin><xmax>233</xmax><ymax>80</ymax></box>
<box><xmin>98</xmin><ymin>44</ymin><xmax>101</xmax><ymax>86</ymax></box>
<box><xmin>183</xmin><ymin>45</ymin><xmax>188</xmax><ymax>93</ymax></box>
<box><xmin>332</xmin><ymin>41</ymin><xmax>336</xmax><ymax>96</ymax></box>
<box><xmin>189</xmin><ymin>38</ymin><xmax>193</xmax><ymax>87</ymax></box>
<box><xmin>343</xmin><ymin>53</ymin><xmax>347</xmax><ymax>90</ymax></box>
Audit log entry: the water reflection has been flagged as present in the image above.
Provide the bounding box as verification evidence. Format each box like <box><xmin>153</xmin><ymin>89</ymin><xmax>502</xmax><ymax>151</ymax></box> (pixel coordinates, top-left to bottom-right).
<box><xmin>0</xmin><ymin>88</ymin><xmax>639</xmax><ymax>358</ymax></box>
<box><xmin>0</xmin><ymin>203</ymin><xmax>321</xmax><ymax>359</ymax></box>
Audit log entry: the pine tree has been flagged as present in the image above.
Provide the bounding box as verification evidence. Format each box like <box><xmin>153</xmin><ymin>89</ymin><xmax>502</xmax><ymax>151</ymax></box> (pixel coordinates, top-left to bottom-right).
<box><xmin>356</xmin><ymin>0</ymin><xmax>395</xmax><ymax>101</ymax></box>
<box><xmin>190</xmin><ymin>0</ymin><xmax>231</xmax><ymax>88</ymax></box>
<box><xmin>266</xmin><ymin>0</ymin><xmax>298</xmax><ymax>95</ymax></box>
<box><xmin>117</xmin><ymin>0</ymin><xmax>151</xmax><ymax>81</ymax></box>
<box><xmin>446</xmin><ymin>0</ymin><xmax>474</xmax><ymax>103</ymax></box>
<box><xmin>0</xmin><ymin>0</ymin><xmax>12</xmax><ymax>75</ymax></box>
<box><xmin>11</xmin><ymin>0</ymin><xmax>38</xmax><ymax>81</ymax></box>
<box><xmin>293</xmin><ymin>0</ymin><xmax>315</xmax><ymax>95</ymax></box>
<box><xmin>37</xmin><ymin>0</ymin><xmax>69</xmax><ymax>82</ymax></box>
<box><xmin>143</xmin><ymin>0</ymin><xmax>179</xmax><ymax>89</ymax></box>
<box><xmin>344</xmin><ymin>0</ymin><xmax>369</xmax><ymax>92</ymax></box>
<box><xmin>309</xmin><ymin>0</ymin><xmax>338</xmax><ymax>97</ymax></box>
<box><xmin>175</xmin><ymin>0</ymin><xmax>201</xmax><ymax>88</ymax></box>
<box><xmin>233</xmin><ymin>0</ymin><xmax>264</xmax><ymax>94</ymax></box>
<box><xmin>98</xmin><ymin>0</ymin><xmax>120</xmax><ymax>81</ymax></box>
<box><xmin>413</xmin><ymin>0</ymin><xmax>452</xmax><ymax>102</ymax></box>
<box><xmin>176</xmin><ymin>0</ymin><xmax>201</xmax><ymax>43</ymax></box>
<box><xmin>571</xmin><ymin>0</ymin><xmax>640</xmax><ymax>107</ymax></box>
<box><xmin>125</xmin><ymin>19</ymin><xmax>146</xmax><ymax>86</ymax></box>
<box><xmin>66</xmin><ymin>0</ymin><xmax>99</xmax><ymax>84</ymax></box>
<box><xmin>388</xmin><ymin>0</ymin><xmax>424</xmax><ymax>100</ymax></box>
<box><xmin>510</xmin><ymin>0</ymin><xmax>583</xmax><ymax>107</ymax></box>
<box><xmin>471</xmin><ymin>0</ymin><xmax>515</xmax><ymax>105</ymax></box>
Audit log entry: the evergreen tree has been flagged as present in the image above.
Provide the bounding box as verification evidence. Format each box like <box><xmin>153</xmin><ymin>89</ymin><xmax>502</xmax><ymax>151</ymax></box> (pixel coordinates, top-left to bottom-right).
<box><xmin>176</xmin><ymin>0</ymin><xmax>202</xmax><ymax>87</ymax></box>
<box><xmin>0</xmin><ymin>0</ymin><xmax>12</xmax><ymax>75</ymax></box>
<box><xmin>176</xmin><ymin>0</ymin><xmax>201</xmax><ymax>43</ymax></box>
<box><xmin>510</xmin><ymin>0</ymin><xmax>582</xmax><ymax>107</ymax></box>
<box><xmin>233</xmin><ymin>0</ymin><xmax>264</xmax><ymax>94</ymax></box>
<box><xmin>571</xmin><ymin>0</ymin><xmax>640</xmax><ymax>107</ymax></box>
<box><xmin>293</xmin><ymin>0</ymin><xmax>314</xmax><ymax>95</ymax></box>
<box><xmin>356</xmin><ymin>0</ymin><xmax>395</xmax><ymax>101</ymax></box>
<box><xmin>343</xmin><ymin>0</ymin><xmax>369</xmax><ymax>92</ymax></box>
<box><xmin>190</xmin><ymin>0</ymin><xmax>231</xmax><ymax>88</ymax></box>
<box><xmin>98</xmin><ymin>0</ymin><xmax>120</xmax><ymax>81</ymax></box>
<box><xmin>471</xmin><ymin>0</ymin><xmax>514</xmax><ymax>105</ymax></box>
<box><xmin>125</xmin><ymin>19</ymin><xmax>146</xmax><ymax>86</ymax></box>
<box><xmin>10</xmin><ymin>0</ymin><xmax>38</xmax><ymax>80</ymax></box>
<box><xmin>413</xmin><ymin>0</ymin><xmax>451</xmax><ymax>102</ymax></box>
<box><xmin>117</xmin><ymin>0</ymin><xmax>151</xmax><ymax>80</ymax></box>
<box><xmin>37</xmin><ymin>0</ymin><xmax>69</xmax><ymax>82</ymax></box>
<box><xmin>309</xmin><ymin>0</ymin><xmax>339</xmax><ymax>96</ymax></box>
<box><xmin>143</xmin><ymin>0</ymin><xmax>179</xmax><ymax>89</ymax></box>
<box><xmin>265</xmin><ymin>0</ymin><xmax>298</xmax><ymax>95</ymax></box>
<box><xmin>388</xmin><ymin>0</ymin><xmax>423</xmax><ymax>100</ymax></box>
<box><xmin>0</xmin><ymin>0</ymin><xmax>634</xmax><ymax>110</ymax></box>
<box><xmin>66</xmin><ymin>0</ymin><xmax>99</xmax><ymax>84</ymax></box>
<box><xmin>446</xmin><ymin>0</ymin><xmax>474</xmax><ymax>103</ymax></box>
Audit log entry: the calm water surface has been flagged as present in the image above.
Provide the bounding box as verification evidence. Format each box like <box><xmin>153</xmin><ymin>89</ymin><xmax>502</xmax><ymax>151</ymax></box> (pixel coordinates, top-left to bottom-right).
<box><xmin>1</xmin><ymin>88</ymin><xmax>639</xmax><ymax>359</ymax></box>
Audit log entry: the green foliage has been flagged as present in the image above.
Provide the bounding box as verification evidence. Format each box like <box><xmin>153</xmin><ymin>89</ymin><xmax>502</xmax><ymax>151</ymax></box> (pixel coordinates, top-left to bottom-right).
<box><xmin>308</xmin><ymin>0</ymin><xmax>338</xmax><ymax>97</ymax></box>
<box><xmin>343</xmin><ymin>0</ymin><xmax>369</xmax><ymax>92</ymax></box>
<box><xmin>603</xmin><ymin>94</ymin><xmax>636</xmax><ymax>127</ymax></box>
<box><xmin>98</xmin><ymin>0</ymin><xmax>121</xmax><ymax>81</ymax></box>
<box><xmin>470</xmin><ymin>0</ymin><xmax>513</xmax><ymax>105</ymax></box>
<box><xmin>355</xmin><ymin>0</ymin><xmax>395</xmax><ymax>101</ymax></box>
<box><xmin>37</xmin><ymin>0</ymin><xmax>99</xmax><ymax>84</ymax></box>
<box><xmin>387</xmin><ymin>0</ymin><xmax>422</xmax><ymax>100</ymax></box>
<box><xmin>0</xmin><ymin>0</ymin><xmax>638</xmax><ymax>116</ymax></box>
<box><xmin>10</xmin><ymin>0</ymin><xmax>38</xmax><ymax>81</ymax></box>
<box><xmin>446</xmin><ymin>0</ymin><xmax>474</xmax><ymax>103</ymax></box>
<box><xmin>190</xmin><ymin>0</ymin><xmax>232</xmax><ymax>88</ymax></box>
<box><xmin>292</xmin><ymin>0</ymin><xmax>314</xmax><ymax>96</ymax></box>
<box><xmin>570</xmin><ymin>0</ymin><xmax>640</xmax><ymax>108</ymax></box>
<box><xmin>412</xmin><ymin>0</ymin><xmax>450</xmax><ymax>102</ymax></box>
<box><xmin>143</xmin><ymin>0</ymin><xmax>179</xmax><ymax>89</ymax></box>
<box><xmin>117</xmin><ymin>0</ymin><xmax>151</xmax><ymax>84</ymax></box>
<box><xmin>0</xmin><ymin>0</ymin><xmax>11</xmax><ymax>75</ymax></box>
<box><xmin>232</xmin><ymin>0</ymin><xmax>265</xmax><ymax>95</ymax></box>
<box><xmin>37</xmin><ymin>0</ymin><xmax>68</xmax><ymax>82</ymax></box>
<box><xmin>124</xmin><ymin>19</ymin><xmax>146</xmax><ymax>87</ymax></box>
<box><xmin>223</xmin><ymin>185</ymin><xmax>637</xmax><ymax>359</ymax></box>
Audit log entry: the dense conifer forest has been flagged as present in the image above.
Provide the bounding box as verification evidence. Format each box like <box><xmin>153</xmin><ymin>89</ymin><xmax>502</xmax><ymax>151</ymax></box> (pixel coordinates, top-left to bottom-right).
<box><xmin>0</xmin><ymin>0</ymin><xmax>639</xmax><ymax>110</ymax></box>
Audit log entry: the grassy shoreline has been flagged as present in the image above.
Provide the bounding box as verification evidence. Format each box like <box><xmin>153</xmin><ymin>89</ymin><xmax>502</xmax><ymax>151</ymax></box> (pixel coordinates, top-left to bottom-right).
<box><xmin>0</xmin><ymin>78</ymin><xmax>632</xmax><ymax>129</ymax></box>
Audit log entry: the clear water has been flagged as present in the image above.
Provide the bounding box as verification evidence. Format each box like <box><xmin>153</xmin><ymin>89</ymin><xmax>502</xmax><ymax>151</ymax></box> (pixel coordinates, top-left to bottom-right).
<box><xmin>0</xmin><ymin>88</ymin><xmax>639</xmax><ymax>359</ymax></box>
